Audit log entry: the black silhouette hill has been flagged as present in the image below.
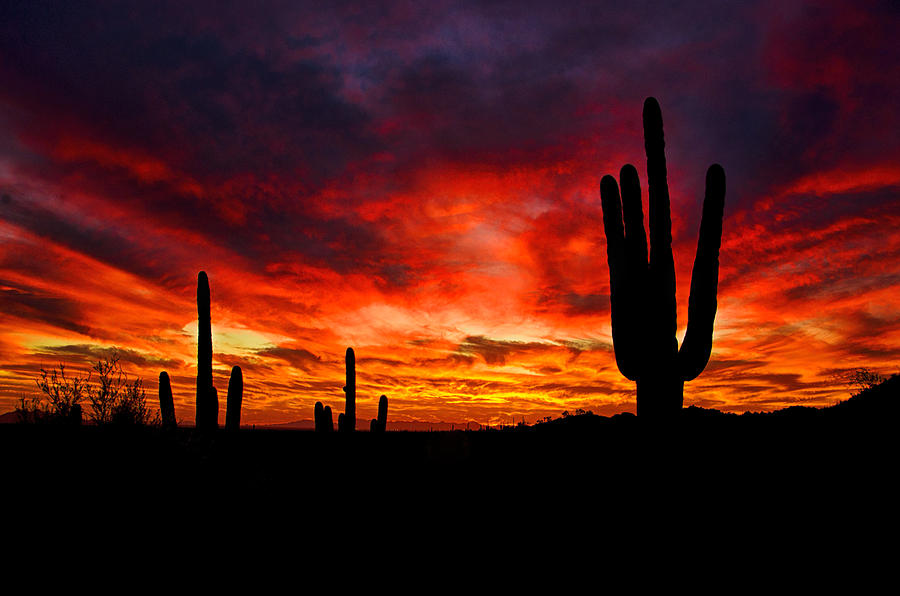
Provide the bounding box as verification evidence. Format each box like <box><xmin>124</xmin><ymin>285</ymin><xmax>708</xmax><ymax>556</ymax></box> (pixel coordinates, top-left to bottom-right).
<box><xmin>3</xmin><ymin>375</ymin><xmax>895</xmax><ymax>480</ymax></box>
<box><xmin>526</xmin><ymin>373</ymin><xmax>900</xmax><ymax>430</ymax></box>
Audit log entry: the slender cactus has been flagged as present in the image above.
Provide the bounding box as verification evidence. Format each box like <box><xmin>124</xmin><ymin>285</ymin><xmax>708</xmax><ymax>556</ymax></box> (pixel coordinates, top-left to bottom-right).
<box><xmin>370</xmin><ymin>394</ymin><xmax>388</xmax><ymax>432</ymax></box>
<box><xmin>342</xmin><ymin>347</ymin><xmax>356</xmax><ymax>432</ymax></box>
<box><xmin>159</xmin><ymin>371</ymin><xmax>176</xmax><ymax>429</ymax></box>
<box><xmin>338</xmin><ymin>412</ymin><xmax>345</xmax><ymax>432</ymax></box>
<box><xmin>195</xmin><ymin>271</ymin><xmax>218</xmax><ymax>430</ymax></box>
<box><xmin>225</xmin><ymin>366</ymin><xmax>243</xmax><ymax>431</ymax></box>
<box><xmin>599</xmin><ymin>97</ymin><xmax>725</xmax><ymax>417</ymax></box>
<box><xmin>314</xmin><ymin>401</ymin><xmax>324</xmax><ymax>432</ymax></box>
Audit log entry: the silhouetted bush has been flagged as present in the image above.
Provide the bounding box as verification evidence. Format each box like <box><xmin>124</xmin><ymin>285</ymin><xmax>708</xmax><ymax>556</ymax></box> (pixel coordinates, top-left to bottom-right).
<box><xmin>15</xmin><ymin>363</ymin><xmax>89</xmax><ymax>424</ymax></box>
<box><xmin>831</xmin><ymin>367</ymin><xmax>887</xmax><ymax>397</ymax></box>
<box><xmin>18</xmin><ymin>352</ymin><xmax>158</xmax><ymax>426</ymax></box>
<box><xmin>89</xmin><ymin>352</ymin><xmax>158</xmax><ymax>426</ymax></box>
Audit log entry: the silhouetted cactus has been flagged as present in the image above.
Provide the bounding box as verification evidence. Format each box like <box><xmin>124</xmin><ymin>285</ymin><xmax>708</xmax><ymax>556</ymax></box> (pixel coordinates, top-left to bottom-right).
<box><xmin>314</xmin><ymin>401</ymin><xmax>336</xmax><ymax>432</ymax></box>
<box><xmin>314</xmin><ymin>401</ymin><xmax>325</xmax><ymax>432</ymax></box>
<box><xmin>338</xmin><ymin>412</ymin><xmax>345</xmax><ymax>432</ymax></box>
<box><xmin>195</xmin><ymin>271</ymin><xmax>218</xmax><ymax>430</ymax></box>
<box><xmin>323</xmin><ymin>405</ymin><xmax>333</xmax><ymax>432</ymax></box>
<box><xmin>370</xmin><ymin>394</ymin><xmax>388</xmax><ymax>432</ymax></box>
<box><xmin>342</xmin><ymin>347</ymin><xmax>356</xmax><ymax>432</ymax></box>
<box><xmin>159</xmin><ymin>371</ymin><xmax>176</xmax><ymax>429</ymax></box>
<box><xmin>225</xmin><ymin>366</ymin><xmax>243</xmax><ymax>431</ymax></box>
<box><xmin>600</xmin><ymin>97</ymin><xmax>725</xmax><ymax>417</ymax></box>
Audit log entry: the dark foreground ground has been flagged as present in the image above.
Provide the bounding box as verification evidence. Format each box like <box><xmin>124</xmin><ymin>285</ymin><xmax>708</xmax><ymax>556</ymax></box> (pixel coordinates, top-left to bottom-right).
<box><xmin>3</xmin><ymin>377</ymin><xmax>897</xmax><ymax>570</ymax></box>
<box><xmin>4</xmin><ymin>395</ymin><xmax>896</xmax><ymax>509</ymax></box>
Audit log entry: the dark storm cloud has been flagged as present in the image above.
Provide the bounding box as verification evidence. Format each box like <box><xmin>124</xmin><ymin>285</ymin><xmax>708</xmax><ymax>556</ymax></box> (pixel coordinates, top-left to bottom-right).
<box><xmin>255</xmin><ymin>345</ymin><xmax>323</xmax><ymax>371</ymax></box>
<box><xmin>0</xmin><ymin>192</ymin><xmax>175</xmax><ymax>282</ymax></box>
<box><xmin>455</xmin><ymin>335</ymin><xmax>575</xmax><ymax>365</ymax></box>
<box><xmin>5</xmin><ymin>0</ymin><xmax>893</xmax><ymax>292</ymax></box>
<box><xmin>0</xmin><ymin>1</ymin><xmax>376</xmax><ymax>180</ymax></box>
<box><xmin>0</xmin><ymin>282</ymin><xmax>91</xmax><ymax>336</ymax></box>
<box><xmin>380</xmin><ymin>52</ymin><xmax>589</xmax><ymax>169</ymax></box>
<box><xmin>0</xmin><ymin>0</ymin><xmax>397</xmax><ymax>279</ymax></box>
<box><xmin>32</xmin><ymin>344</ymin><xmax>182</xmax><ymax>370</ymax></box>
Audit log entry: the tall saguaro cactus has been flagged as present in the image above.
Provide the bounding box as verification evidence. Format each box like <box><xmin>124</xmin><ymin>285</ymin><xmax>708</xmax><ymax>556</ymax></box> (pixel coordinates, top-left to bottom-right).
<box><xmin>225</xmin><ymin>365</ymin><xmax>243</xmax><ymax>431</ymax></box>
<box><xmin>159</xmin><ymin>371</ymin><xmax>176</xmax><ymax>429</ymax></box>
<box><xmin>342</xmin><ymin>347</ymin><xmax>356</xmax><ymax>432</ymax></box>
<box><xmin>195</xmin><ymin>271</ymin><xmax>218</xmax><ymax>430</ymax></box>
<box><xmin>599</xmin><ymin>97</ymin><xmax>726</xmax><ymax>417</ymax></box>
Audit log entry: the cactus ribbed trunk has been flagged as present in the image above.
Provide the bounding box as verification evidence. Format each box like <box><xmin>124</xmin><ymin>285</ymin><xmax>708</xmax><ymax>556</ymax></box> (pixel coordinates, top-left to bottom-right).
<box><xmin>159</xmin><ymin>371</ymin><xmax>176</xmax><ymax>429</ymax></box>
<box><xmin>636</xmin><ymin>375</ymin><xmax>683</xmax><ymax>418</ymax></box>
<box><xmin>343</xmin><ymin>347</ymin><xmax>356</xmax><ymax>432</ymax></box>
<box><xmin>195</xmin><ymin>271</ymin><xmax>217</xmax><ymax>430</ymax></box>
<box><xmin>225</xmin><ymin>366</ymin><xmax>243</xmax><ymax>431</ymax></box>
<box><xmin>600</xmin><ymin>98</ymin><xmax>725</xmax><ymax>418</ymax></box>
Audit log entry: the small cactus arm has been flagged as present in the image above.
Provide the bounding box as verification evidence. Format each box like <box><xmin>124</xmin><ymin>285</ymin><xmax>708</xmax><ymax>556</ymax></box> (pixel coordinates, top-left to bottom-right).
<box><xmin>599</xmin><ymin>97</ymin><xmax>725</xmax><ymax>417</ymax></box>
<box><xmin>323</xmin><ymin>405</ymin><xmax>334</xmax><ymax>431</ymax></box>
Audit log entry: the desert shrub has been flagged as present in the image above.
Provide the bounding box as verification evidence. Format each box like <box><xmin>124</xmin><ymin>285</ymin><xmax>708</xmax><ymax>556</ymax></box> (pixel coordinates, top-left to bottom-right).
<box><xmin>19</xmin><ymin>351</ymin><xmax>158</xmax><ymax>426</ymax></box>
<box><xmin>832</xmin><ymin>367</ymin><xmax>887</xmax><ymax>397</ymax></box>
<box><xmin>87</xmin><ymin>352</ymin><xmax>158</xmax><ymax>426</ymax></box>
<box><xmin>15</xmin><ymin>363</ymin><xmax>90</xmax><ymax>423</ymax></box>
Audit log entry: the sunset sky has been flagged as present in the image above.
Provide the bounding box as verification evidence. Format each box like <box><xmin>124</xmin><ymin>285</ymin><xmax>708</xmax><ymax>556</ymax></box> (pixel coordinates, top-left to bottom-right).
<box><xmin>1</xmin><ymin>0</ymin><xmax>899</xmax><ymax>426</ymax></box>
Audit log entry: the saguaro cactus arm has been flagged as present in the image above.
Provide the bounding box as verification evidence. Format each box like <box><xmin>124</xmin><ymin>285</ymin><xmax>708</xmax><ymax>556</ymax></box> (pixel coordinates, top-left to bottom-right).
<box><xmin>643</xmin><ymin>97</ymin><xmax>678</xmax><ymax>358</ymax></box>
<box><xmin>678</xmin><ymin>164</ymin><xmax>726</xmax><ymax>381</ymax></box>
<box><xmin>601</xmin><ymin>174</ymin><xmax>643</xmax><ymax>381</ymax></box>
<box><xmin>323</xmin><ymin>405</ymin><xmax>333</xmax><ymax>431</ymax></box>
